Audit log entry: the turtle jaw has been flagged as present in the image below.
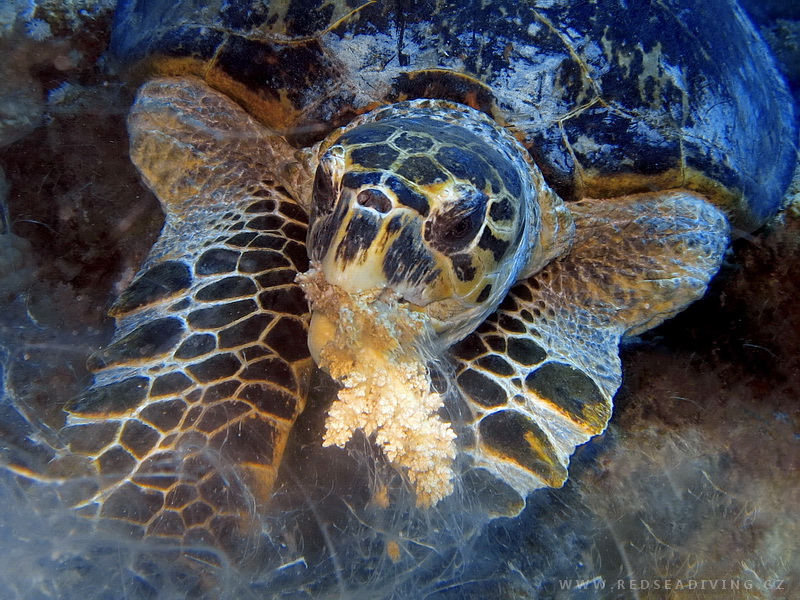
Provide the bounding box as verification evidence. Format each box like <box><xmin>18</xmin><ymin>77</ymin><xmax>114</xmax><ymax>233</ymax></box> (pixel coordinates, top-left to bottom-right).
<box><xmin>312</xmin><ymin>199</ymin><xmax>445</xmax><ymax>307</ymax></box>
<box><xmin>304</xmin><ymin>207</ymin><xmax>455</xmax><ymax>366</ymax></box>
<box><xmin>306</xmin><ymin>194</ymin><xmax>511</xmax><ymax>356</ymax></box>
<box><xmin>303</xmin><ymin>279</ymin><xmax>430</xmax><ymax>369</ymax></box>
<box><xmin>296</xmin><ymin>262</ymin><xmax>458</xmax><ymax>507</ymax></box>
<box><xmin>307</xmin><ymin>310</ymin><xmax>335</xmax><ymax>367</ymax></box>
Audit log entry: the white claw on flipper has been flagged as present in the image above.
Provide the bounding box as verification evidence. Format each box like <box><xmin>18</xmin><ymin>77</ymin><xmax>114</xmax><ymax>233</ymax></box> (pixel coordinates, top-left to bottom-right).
<box><xmin>297</xmin><ymin>263</ymin><xmax>457</xmax><ymax>507</ymax></box>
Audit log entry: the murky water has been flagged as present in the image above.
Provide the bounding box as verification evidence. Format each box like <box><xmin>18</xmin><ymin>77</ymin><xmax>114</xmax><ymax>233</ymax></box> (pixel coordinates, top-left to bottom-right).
<box><xmin>0</xmin><ymin>1</ymin><xmax>798</xmax><ymax>598</ymax></box>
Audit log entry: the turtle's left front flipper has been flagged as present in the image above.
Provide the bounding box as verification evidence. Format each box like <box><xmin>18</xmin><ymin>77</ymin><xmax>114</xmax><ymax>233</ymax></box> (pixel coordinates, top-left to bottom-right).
<box><xmin>452</xmin><ymin>191</ymin><xmax>729</xmax><ymax>514</ymax></box>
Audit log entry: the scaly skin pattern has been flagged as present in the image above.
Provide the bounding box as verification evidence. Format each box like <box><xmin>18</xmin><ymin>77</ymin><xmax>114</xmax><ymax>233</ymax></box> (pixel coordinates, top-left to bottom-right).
<box><xmin>7</xmin><ymin>76</ymin><xmax>731</xmax><ymax>547</ymax></box>
<box><xmin>451</xmin><ymin>191</ymin><xmax>730</xmax><ymax>514</ymax></box>
<box><xmin>49</xmin><ymin>78</ymin><xmax>314</xmax><ymax>554</ymax></box>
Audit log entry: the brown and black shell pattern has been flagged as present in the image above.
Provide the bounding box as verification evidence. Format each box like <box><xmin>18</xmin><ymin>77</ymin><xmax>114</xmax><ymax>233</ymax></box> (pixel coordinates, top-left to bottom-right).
<box><xmin>112</xmin><ymin>0</ymin><xmax>796</xmax><ymax>231</ymax></box>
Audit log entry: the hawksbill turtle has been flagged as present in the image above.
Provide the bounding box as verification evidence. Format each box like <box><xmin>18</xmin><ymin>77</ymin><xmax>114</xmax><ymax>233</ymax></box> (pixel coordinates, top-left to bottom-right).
<box><xmin>3</xmin><ymin>0</ymin><xmax>795</xmax><ymax>565</ymax></box>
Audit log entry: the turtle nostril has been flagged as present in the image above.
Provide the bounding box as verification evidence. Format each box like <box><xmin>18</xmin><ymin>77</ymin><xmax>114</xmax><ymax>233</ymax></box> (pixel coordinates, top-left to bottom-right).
<box><xmin>357</xmin><ymin>189</ymin><xmax>392</xmax><ymax>213</ymax></box>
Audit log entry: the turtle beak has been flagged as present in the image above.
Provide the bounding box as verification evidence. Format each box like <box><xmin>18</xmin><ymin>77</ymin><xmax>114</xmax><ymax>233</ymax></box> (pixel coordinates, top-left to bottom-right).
<box><xmin>307</xmin><ymin>309</ymin><xmax>336</xmax><ymax>366</ymax></box>
<box><xmin>316</xmin><ymin>198</ymin><xmax>395</xmax><ymax>294</ymax></box>
<box><xmin>304</xmin><ymin>193</ymin><xmax>451</xmax><ymax>366</ymax></box>
<box><xmin>308</xmin><ymin>188</ymin><xmax>449</xmax><ymax>306</ymax></box>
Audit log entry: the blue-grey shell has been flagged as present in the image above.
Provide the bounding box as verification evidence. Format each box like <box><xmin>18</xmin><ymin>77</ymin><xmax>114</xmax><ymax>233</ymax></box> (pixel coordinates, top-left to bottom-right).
<box><xmin>112</xmin><ymin>0</ymin><xmax>796</xmax><ymax>230</ymax></box>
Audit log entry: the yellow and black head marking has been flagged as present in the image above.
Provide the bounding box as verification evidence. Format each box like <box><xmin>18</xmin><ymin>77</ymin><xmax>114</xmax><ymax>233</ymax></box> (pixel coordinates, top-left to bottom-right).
<box><xmin>307</xmin><ymin>99</ymin><xmax>542</xmax><ymax>348</ymax></box>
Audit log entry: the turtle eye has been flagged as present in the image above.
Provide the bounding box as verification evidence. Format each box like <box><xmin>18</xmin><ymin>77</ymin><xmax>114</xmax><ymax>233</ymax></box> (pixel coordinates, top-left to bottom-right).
<box><xmin>424</xmin><ymin>188</ymin><xmax>488</xmax><ymax>253</ymax></box>
<box><xmin>357</xmin><ymin>188</ymin><xmax>392</xmax><ymax>213</ymax></box>
<box><xmin>442</xmin><ymin>215</ymin><xmax>474</xmax><ymax>242</ymax></box>
<box><xmin>312</xmin><ymin>165</ymin><xmax>336</xmax><ymax>215</ymax></box>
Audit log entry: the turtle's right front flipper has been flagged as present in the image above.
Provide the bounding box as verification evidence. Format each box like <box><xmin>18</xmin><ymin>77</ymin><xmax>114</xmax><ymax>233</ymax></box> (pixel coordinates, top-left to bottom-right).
<box><xmin>58</xmin><ymin>77</ymin><xmax>312</xmax><ymax>555</ymax></box>
<box><xmin>453</xmin><ymin>191</ymin><xmax>729</xmax><ymax>515</ymax></box>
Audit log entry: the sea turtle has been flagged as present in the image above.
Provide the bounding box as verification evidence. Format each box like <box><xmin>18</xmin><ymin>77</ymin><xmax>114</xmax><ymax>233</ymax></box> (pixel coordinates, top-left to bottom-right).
<box><xmin>5</xmin><ymin>0</ymin><xmax>795</xmax><ymax>563</ymax></box>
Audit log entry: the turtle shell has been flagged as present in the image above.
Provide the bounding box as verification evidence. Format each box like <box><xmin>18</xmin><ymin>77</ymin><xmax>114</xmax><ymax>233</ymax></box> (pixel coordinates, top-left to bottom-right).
<box><xmin>111</xmin><ymin>0</ymin><xmax>796</xmax><ymax>231</ymax></box>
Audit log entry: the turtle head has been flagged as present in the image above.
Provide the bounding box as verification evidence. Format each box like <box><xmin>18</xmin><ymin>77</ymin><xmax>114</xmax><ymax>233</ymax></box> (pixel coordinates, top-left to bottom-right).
<box><xmin>298</xmin><ymin>100</ymin><xmax>571</xmax><ymax>504</ymax></box>
<box><xmin>305</xmin><ymin>100</ymin><xmax>543</xmax><ymax>358</ymax></box>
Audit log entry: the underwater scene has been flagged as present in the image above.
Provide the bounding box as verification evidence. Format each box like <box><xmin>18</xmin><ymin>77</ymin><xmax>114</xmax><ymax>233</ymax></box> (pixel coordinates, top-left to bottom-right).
<box><xmin>0</xmin><ymin>0</ymin><xmax>798</xmax><ymax>598</ymax></box>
